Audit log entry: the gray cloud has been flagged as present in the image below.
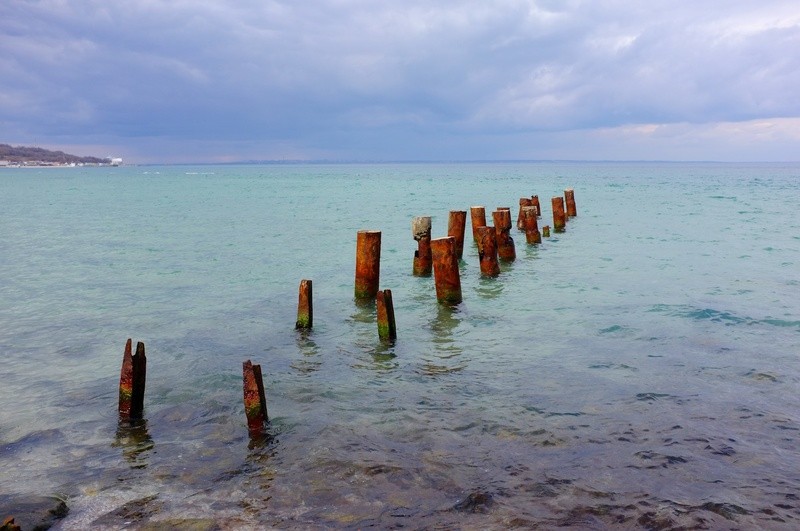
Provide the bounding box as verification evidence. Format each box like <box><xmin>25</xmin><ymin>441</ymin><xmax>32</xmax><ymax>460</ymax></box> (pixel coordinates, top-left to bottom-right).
<box><xmin>1</xmin><ymin>0</ymin><xmax>798</xmax><ymax>161</ymax></box>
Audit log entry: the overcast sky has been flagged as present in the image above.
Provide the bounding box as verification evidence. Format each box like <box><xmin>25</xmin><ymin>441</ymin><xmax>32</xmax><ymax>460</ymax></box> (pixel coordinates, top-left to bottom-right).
<box><xmin>2</xmin><ymin>1</ymin><xmax>799</xmax><ymax>163</ymax></box>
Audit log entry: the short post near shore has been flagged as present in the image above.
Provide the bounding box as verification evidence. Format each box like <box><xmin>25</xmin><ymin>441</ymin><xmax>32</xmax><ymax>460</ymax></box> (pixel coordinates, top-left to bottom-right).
<box><xmin>412</xmin><ymin>216</ymin><xmax>432</xmax><ymax>276</ymax></box>
<box><xmin>295</xmin><ymin>279</ymin><xmax>313</xmax><ymax>329</ymax></box>
<box><xmin>430</xmin><ymin>236</ymin><xmax>463</xmax><ymax>304</ymax></box>
<box><xmin>448</xmin><ymin>210</ymin><xmax>467</xmax><ymax>259</ymax></box>
<box><xmin>243</xmin><ymin>360</ymin><xmax>268</xmax><ymax>436</ymax></box>
<box><xmin>542</xmin><ymin>225</ymin><xmax>551</xmax><ymax>238</ymax></box>
<box><xmin>119</xmin><ymin>339</ymin><xmax>147</xmax><ymax>419</ymax></box>
<box><xmin>476</xmin><ymin>226</ymin><xmax>501</xmax><ymax>277</ymax></box>
<box><xmin>355</xmin><ymin>230</ymin><xmax>381</xmax><ymax>301</ymax></box>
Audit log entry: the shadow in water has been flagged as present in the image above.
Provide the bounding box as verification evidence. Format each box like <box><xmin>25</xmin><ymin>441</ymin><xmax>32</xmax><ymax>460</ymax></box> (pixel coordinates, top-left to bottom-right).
<box><xmin>113</xmin><ymin>418</ymin><xmax>154</xmax><ymax>469</ymax></box>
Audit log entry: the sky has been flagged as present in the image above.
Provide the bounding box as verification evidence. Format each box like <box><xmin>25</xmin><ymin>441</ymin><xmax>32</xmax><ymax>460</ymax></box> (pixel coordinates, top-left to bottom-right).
<box><xmin>1</xmin><ymin>1</ymin><xmax>799</xmax><ymax>164</ymax></box>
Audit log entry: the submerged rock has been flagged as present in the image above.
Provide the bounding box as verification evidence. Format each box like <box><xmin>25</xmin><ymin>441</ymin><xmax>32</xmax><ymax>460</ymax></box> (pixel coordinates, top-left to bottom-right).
<box><xmin>0</xmin><ymin>495</ymin><xmax>68</xmax><ymax>530</ymax></box>
<box><xmin>452</xmin><ymin>490</ymin><xmax>494</xmax><ymax>513</ymax></box>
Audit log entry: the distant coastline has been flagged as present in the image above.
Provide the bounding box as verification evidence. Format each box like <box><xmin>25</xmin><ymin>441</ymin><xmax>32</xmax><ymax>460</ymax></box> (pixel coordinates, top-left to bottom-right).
<box><xmin>0</xmin><ymin>143</ymin><xmax>121</xmax><ymax>167</ymax></box>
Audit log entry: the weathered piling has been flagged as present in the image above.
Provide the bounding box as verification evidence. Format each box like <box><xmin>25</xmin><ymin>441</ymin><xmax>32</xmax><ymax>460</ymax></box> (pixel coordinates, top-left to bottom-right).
<box><xmin>552</xmin><ymin>196</ymin><xmax>566</xmax><ymax>232</ymax></box>
<box><xmin>492</xmin><ymin>209</ymin><xmax>516</xmax><ymax>261</ymax></box>
<box><xmin>543</xmin><ymin>225</ymin><xmax>551</xmax><ymax>238</ymax></box>
<box><xmin>447</xmin><ymin>210</ymin><xmax>467</xmax><ymax>259</ymax></box>
<box><xmin>119</xmin><ymin>339</ymin><xmax>147</xmax><ymax>419</ymax></box>
<box><xmin>376</xmin><ymin>289</ymin><xmax>397</xmax><ymax>341</ymax></box>
<box><xmin>243</xmin><ymin>360</ymin><xmax>268</xmax><ymax>436</ymax></box>
<box><xmin>531</xmin><ymin>195</ymin><xmax>541</xmax><ymax>218</ymax></box>
<box><xmin>476</xmin><ymin>226</ymin><xmax>501</xmax><ymax>277</ymax></box>
<box><xmin>564</xmin><ymin>188</ymin><xmax>577</xmax><ymax>217</ymax></box>
<box><xmin>430</xmin><ymin>236</ymin><xmax>463</xmax><ymax>304</ymax></box>
<box><xmin>521</xmin><ymin>206</ymin><xmax>542</xmax><ymax>244</ymax></box>
<box><xmin>470</xmin><ymin>206</ymin><xmax>487</xmax><ymax>243</ymax></box>
<box><xmin>517</xmin><ymin>198</ymin><xmax>532</xmax><ymax>230</ymax></box>
<box><xmin>295</xmin><ymin>279</ymin><xmax>313</xmax><ymax>329</ymax></box>
<box><xmin>355</xmin><ymin>230</ymin><xmax>381</xmax><ymax>300</ymax></box>
<box><xmin>412</xmin><ymin>216</ymin><xmax>433</xmax><ymax>276</ymax></box>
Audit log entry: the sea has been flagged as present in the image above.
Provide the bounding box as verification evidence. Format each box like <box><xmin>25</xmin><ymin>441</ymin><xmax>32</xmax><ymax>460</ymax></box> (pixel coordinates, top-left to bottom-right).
<box><xmin>1</xmin><ymin>162</ymin><xmax>798</xmax><ymax>529</ymax></box>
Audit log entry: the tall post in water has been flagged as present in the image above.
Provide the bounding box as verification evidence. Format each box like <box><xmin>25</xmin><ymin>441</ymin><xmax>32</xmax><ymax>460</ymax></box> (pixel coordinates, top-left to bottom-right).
<box><xmin>492</xmin><ymin>209</ymin><xmax>516</xmax><ymax>261</ymax></box>
<box><xmin>552</xmin><ymin>197</ymin><xmax>566</xmax><ymax>232</ymax></box>
<box><xmin>243</xmin><ymin>360</ymin><xmax>268</xmax><ymax>436</ymax></box>
<box><xmin>476</xmin><ymin>226</ymin><xmax>501</xmax><ymax>277</ymax></box>
<box><xmin>354</xmin><ymin>230</ymin><xmax>381</xmax><ymax>300</ymax></box>
<box><xmin>564</xmin><ymin>188</ymin><xmax>577</xmax><ymax>217</ymax></box>
<box><xmin>295</xmin><ymin>279</ymin><xmax>313</xmax><ymax>329</ymax></box>
<box><xmin>412</xmin><ymin>216</ymin><xmax>432</xmax><ymax>276</ymax></box>
<box><xmin>531</xmin><ymin>196</ymin><xmax>541</xmax><ymax>218</ymax></box>
<box><xmin>521</xmin><ymin>206</ymin><xmax>541</xmax><ymax>244</ymax></box>
<box><xmin>517</xmin><ymin>198</ymin><xmax>532</xmax><ymax>230</ymax></box>
<box><xmin>119</xmin><ymin>339</ymin><xmax>147</xmax><ymax>419</ymax></box>
<box><xmin>447</xmin><ymin>210</ymin><xmax>467</xmax><ymax>259</ymax></box>
<box><xmin>376</xmin><ymin>289</ymin><xmax>397</xmax><ymax>341</ymax></box>
<box><xmin>470</xmin><ymin>206</ymin><xmax>486</xmax><ymax>243</ymax></box>
<box><xmin>430</xmin><ymin>236</ymin><xmax>462</xmax><ymax>304</ymax></box>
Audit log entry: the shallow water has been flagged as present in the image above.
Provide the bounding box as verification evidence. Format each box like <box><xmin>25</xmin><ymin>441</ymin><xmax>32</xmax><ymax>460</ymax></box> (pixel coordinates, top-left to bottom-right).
<box><xmin>1</xmin><ymin>162</ymin><xmax>799</xmax><ymax>529</ymax></box>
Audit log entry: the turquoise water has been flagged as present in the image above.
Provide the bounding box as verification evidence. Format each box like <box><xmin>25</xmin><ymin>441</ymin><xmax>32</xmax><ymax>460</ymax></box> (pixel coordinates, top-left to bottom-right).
<box><xmin>1</xmin><ymin>162</ymin><xmax>799</xmax><ymax>528</ymax></box>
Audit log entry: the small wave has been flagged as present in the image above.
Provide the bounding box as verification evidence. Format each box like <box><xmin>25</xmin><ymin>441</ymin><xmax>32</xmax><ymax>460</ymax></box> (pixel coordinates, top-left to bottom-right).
<box><xmin>649</xmin><ymin>304</ymin><xmax>800</xmax><ymax>328</ymax></box>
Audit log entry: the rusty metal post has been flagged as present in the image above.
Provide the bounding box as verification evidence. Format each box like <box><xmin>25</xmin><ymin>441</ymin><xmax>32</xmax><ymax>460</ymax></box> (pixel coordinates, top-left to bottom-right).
<box><xmin>531</xmin><ymin>195</ymin><xmax>541</xmax><ymax>218</ymax></box>
<box><xmin>552</xmin><ymin>197</ymin><xmax>566</xmax><ymax>232</ymax></box>
<box><xmin>476</xmin><ymin>226</ymin><xmax>501</xmax><ymax>277</ymax></box>
<box><xmin>492</xmin><ymin>209</ymin><xmax>516</xmax><ymax>261</ymax></box>
<box><xmin>447</xmin><ymin>210</ymin><xmax>467</xmax><ymax>259</ymax></box>
<box><xmin>295</xmin><ymin>279</ymin><xmax>312</xmax><ymax>329</ymax></box>
<box><xmin>430</xmin><ymin>236</ymin><xmax>462</xmax><ymax>304</ymax></box>
<box><xmin>470</xmin><ymin>206</ymin><xmax>486</xmax><ymax>242</ymax></box>
<box><xmin>565</xmin><ymin>188</ymin><xmax>577</xmax><ymax>217</ymax></box>
<box><xmin>119</xmin><ymin>339</ymin><xmax>147</xmax><ymax>419</ymax></box>
<box><xmin>355</xmin><ymin>230</ymin><xmax>381</xmax><ymax>300</ymax></box>
<box><xmin>243</xmin><ymin>360</ymin><xmax>268</xmax><ymax>436</ymax></box>
<box><xmin>542</xmin><ymin>225</ymin><xmax>551</xmax><ymax>238</ymax></box>
<box><xmin>517</xmin><ymin>198</ymin><xmax>532</xmax><ymax>230</ymax></box>
<box><xmin>412</xmin><ymin>216</ymin><xmax>432</xmax><ymax>276</ymax></box>
<box><xmin>521</xmin><ymin>206</ymin><xmax>541</xmax><ymax>244</ymax></box>
<box><xmin>376</xmin><ymin>289</ymin><xmax>397</xmax><ymax>341</ymax></box>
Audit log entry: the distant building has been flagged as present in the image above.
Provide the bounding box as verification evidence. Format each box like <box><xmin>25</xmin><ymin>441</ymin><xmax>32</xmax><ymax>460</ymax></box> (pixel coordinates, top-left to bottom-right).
<box><xmin>111</xmin><ymin>158</ymin><xmax>123</xmax><ymax>166</ymax></box>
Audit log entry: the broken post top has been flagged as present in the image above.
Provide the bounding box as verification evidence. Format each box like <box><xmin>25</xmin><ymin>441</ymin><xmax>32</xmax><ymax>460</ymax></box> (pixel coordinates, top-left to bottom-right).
<box><xmin>412</xmin><ymin>216</ymin><xmax>432</xmax><ymax>240</ymax></box>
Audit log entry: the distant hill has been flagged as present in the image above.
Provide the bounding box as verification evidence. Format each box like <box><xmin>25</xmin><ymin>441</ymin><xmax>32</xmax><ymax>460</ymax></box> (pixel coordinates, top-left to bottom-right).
<box><xmin>0</xmin><ymin>143</ymin><xmax>111</xmax><ymax>164</ymax></box>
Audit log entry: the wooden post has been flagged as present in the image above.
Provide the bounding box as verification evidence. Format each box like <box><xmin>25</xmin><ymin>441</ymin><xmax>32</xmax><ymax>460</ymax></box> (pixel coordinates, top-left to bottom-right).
<box><xmin>119</xmin><ymin>339</ymin><xmax>147</xmax><ymax>419</ymax></box>
<box><xmin>355</xmin><ymin>230</ymin><xmax>381</xmax><ymax>300</ymax></box>
<box><xmin>447</xmin><ymin>210</ymin><xmax>467</xmax><ymax>259</ymax></box>
<box><xmin>376</xmin><ymin>289</ymin><xmax>397</xmax><ymax>341</ymax></box>
<box><xmin>521</xmin><ymin>206</ymin><xmax>541</xmax><ymax>244</ymax></box>
<box><xmin>412</xmin><ymin>216</ymin><xmax>432</xmax><ymax>276</ymax></box>
<box><xmin>564</xmin><ymin>188</ymin><xmax>577</xmax><ymax>217</ymax></box>
<box><xmin>295</xmin><ymin>279</ymin><xmax>312</xmax><ymax>329</ymax></box>
<box><xmin>552</xmin><ymin>197</ymin><xmax>566</xmax><ymax>232</ymax></box>
<box><xmin>542</xmin><ymin>225</ymin><xmax>551</xmax><ymax>238</ymax></box>
<box><xmin>430</xmin><ymin>237</ymin><xmax>462</xmax><ymax>304</ymax></box>
<box><xmin>531</xmin><ymin>195</ymin><xmax>541</xmax><ymax>218</ymax></box>
<box><xmin>476</xmin><ymin>226</ymin><xmax>501</xmax><ymax>277</ymax></box>
<box><xmin>470</xmin><ymin>206</ymin><xmax>486</xmax><ymax>243</ymax></box>
<box><xmin>517</xmin><ymin>198</ymin><xmax>532</xmax><ymax>230</ymax></box>
<box><xmin>492</xmin><ymin>209</ymin><xmax>516</xmax><ymax>261</ymax></box>
<box><xmin>243</xmin><ymin>360</ymin><xmax>268</xmax><ymax>436</ymax></box>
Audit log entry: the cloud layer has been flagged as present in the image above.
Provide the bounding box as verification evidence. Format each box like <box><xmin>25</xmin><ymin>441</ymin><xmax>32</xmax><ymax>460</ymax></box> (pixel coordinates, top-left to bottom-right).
<box><xmin>2</xmin><ymin>0</ymin><xmax>799</xmax><ymax>162</ymax></box>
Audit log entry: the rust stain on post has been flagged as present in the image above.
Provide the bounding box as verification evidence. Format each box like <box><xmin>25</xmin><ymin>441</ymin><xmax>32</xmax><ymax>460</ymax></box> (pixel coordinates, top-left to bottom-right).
<box><xmin>431</xmin><ymin>237</ymin><xmax>462</xmax><ymax>304</ymax></box>
<box><xmin>243</xmin><ymin>360</ymin><xmax>268</xmax><ymax>436</ymax></box>
<box><xmin>492</xmin><ymin>209</ymin><xmax>516</xmax><ymax>261</ymax></box>
<box><xmin>355</xmin><ymin>230</ymin><xmax>381</xmax><ymax>300</ymax></box>
<box><xmin>470</xmin><ymin>206</ymin><xmax>486</xmax><ymax>243</ymax></box>
<box><xmin>130</xmin><ymin>342</ymin><xmax>147</xmax><ymax>419</ymax></box>
<box><xmin>531</xmin><ymin>196</ymin><xmax>541</xmax><ymax>218</ymax></box>
<box><xmin>476</xmin><ymin>226</ymin><xmax>501</xmax><ymax>277</ymax></box>
<box><xmin>542</xmin><ymin>225</ymin><xmax>551</xmax><ymax>238</ymax></box>
<box><xmin>412</xmin><ymin>216</ymin><xmax>432</xmax><ymax>276</ymax></box>
<box><xmin>521</xmin><ymin>206</ymin><xmax>541</xmax><ymax>244</ymax></box>
<box><xmin>118</xmin><ymin>338</ymin><xmax>133</xmax><ymax>416</ymax></box>
<box><xmin>295</xmin><ymin>279</ymin><xmax>313</xmax><ymax>329</ymax></box>
<box><xmin>376</xmin><ymin>289</ymin><xmax>397</xmax><ymax>341</ymax></box>
<box><xmin>517</xmin><ymin>198</ymin><xmax>532</xmax><ymax>230</ymax></box>
<box><xmin>447</xmin><ymin>210</ymin><xmax>467</xmax><ymax>259</ymax></box>
<box><xmin>552</xmin><ymin>196</ymin><xmax>566</xmax><ymax>232</ymax></box>
<box><xmin>565</xmin><ymin>188</ymin><xmax>577</xmax><ymax>217</ymax></box>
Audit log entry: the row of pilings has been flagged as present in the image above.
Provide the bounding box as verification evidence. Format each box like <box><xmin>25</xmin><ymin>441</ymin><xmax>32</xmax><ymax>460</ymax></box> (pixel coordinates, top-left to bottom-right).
<box><xmin>114</xmin><ymin>189</ymin><xmax>578</xmax><ymax>440</ymax></box>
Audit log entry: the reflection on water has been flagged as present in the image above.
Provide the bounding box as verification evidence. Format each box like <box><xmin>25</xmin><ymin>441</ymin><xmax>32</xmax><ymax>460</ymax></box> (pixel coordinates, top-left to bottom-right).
<box><xmin>421</xmin><ymin>304</ymin><xmax>466</xmax><ymax>376</ymax></box>
<box><xmin>292</xmin><ymin>333</ymin><xmax>321</xmax><ymax>374</ymax></box>
<box><xmin>475</xmin><ymin>275</ymin><xmax>504</xmax><ymax>299</ymax></box>
<box><xmin>112</xmin><ymin>419</ymin><xmax>153</xmax><ymax>469</ymax></box>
